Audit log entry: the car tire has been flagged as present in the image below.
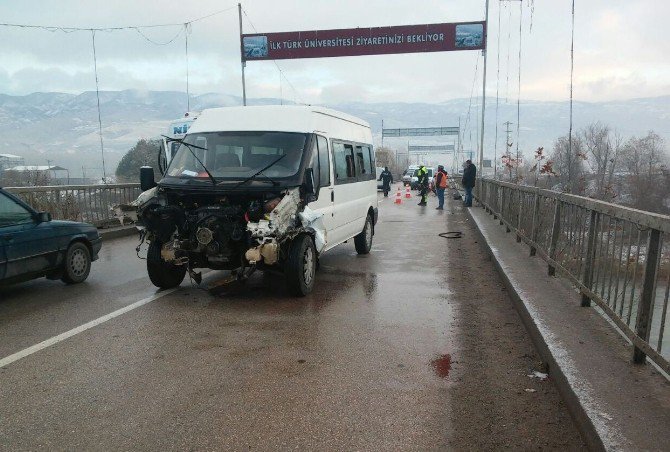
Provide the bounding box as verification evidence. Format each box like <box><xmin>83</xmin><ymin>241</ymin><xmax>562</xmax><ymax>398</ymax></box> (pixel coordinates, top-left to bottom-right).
<box><xmin>147</xmin><ymin>240</ymin><xmax>186</xmax><ymax>289</ymax></box>
<box><xmin>354</xmin><ymin>214</ymin><xmax>373</xmax><ymax>255</ymax></box>
<box><xmin>285</xmin><ymin>234</ymin><xmax>316</xmax><ymax>297</ymax></box>
<box><xmin>61</xmin><ymin>242</ymin><xmax>92</xmax><ymax>284</ymax></box>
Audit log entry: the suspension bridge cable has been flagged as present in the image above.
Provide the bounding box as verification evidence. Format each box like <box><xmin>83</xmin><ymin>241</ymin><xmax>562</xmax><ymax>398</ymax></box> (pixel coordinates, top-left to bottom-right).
<box><xmin>0</xmin><ymin>5</ymin><xmax>237</xmax><ymax>32</ymax></box>
<box><xmin>494</xmin><ymin>2</ymin><xmax>502</xmax><ymax>177</ymax></box>
<box><xmin>91</xmin><ymin>30</ymin><xmax>107</xmax><ymax>183</ymax></box>
<box><xmin>134</xmin><ymin>26</ymin><xmax>184</xmax><ymax>45</ymax></box>
<box><xmin>515</xmin><ymin>0</ymin><xmax>523</xmax><ymax>181</ymax></box>
<box><xmin>504</xmin><ymin>2</ymin><xmax>512</xmax><ymax>103</ymax></box>
<box><xmin>568</xmin><ymin>0</ymin><xmax>575</xmax><ymax>167</ymax></box>
<box><xmin>461</xmin><ymin>53</ymin><xmax>481</xmax><ymax>159</ymax></box>
<box><xmin>242</xmin><ymin>7</ymin><xmax>302</xmax><ymax>105</ymax></box>
<box><xmin>185</xmin><ymin>23</ymin><xmax>190</xmax><ymax>111</ymax></box>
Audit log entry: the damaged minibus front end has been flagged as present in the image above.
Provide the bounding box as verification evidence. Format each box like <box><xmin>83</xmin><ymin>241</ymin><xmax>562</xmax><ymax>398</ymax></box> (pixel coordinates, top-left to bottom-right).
<box><xmin>135</xmin><ymin>128</ymin><xmax>326</xmax><ymax>296</ymax></box>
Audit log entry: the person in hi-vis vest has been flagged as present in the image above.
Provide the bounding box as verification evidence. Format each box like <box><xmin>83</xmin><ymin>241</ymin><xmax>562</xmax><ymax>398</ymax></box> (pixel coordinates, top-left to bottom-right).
<box><xmin>435</xmin><ymin>165</ymin><xmax>448</xmax><ymax>210</ymax></box>
<box><xmin>416</xmin><ymin>165</ymin><xmax>429</xmax><ymax>206</ymax></box>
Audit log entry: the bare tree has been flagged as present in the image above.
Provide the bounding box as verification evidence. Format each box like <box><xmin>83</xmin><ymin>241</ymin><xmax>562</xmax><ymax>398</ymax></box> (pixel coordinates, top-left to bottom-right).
<box><xmin>1</xmin><ymin>169</ymin><xmax>51</xmax><ymax>187</ymax></box>
<box><xmin>374</xmin><ymin>147</ymin><xmax>401</xmax><ymax>176</ymax></box>
<box><xmin>580</xmin><ymin>122</ymin><xmax>620</xmax><ymax>200</ymax></box>
<box><xmin>620</xmin><ymin>131</ymin><xmax>670</xmax><ymax>214</ymax></box>
<box><xmin>551</xmin><ymin>134</ymin><xmax>585</xmax><ymax>194</ymax></box>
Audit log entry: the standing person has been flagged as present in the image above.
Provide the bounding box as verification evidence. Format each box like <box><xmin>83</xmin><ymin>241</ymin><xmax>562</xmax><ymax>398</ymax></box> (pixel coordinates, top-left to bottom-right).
<box><xmin>378</xmin><ymin>166</ymin><xmax>394</xmax><ymax>197</ymax></box>
<box><xmin>435</xmin><ymin>165</ymin><xmax>449</xmax><ymax>210</ymax></box>
<box><xmin>417</xmin><ymin>165</ymin><xmax>429</xmax><ymax>206</ymax></box>
<box><xmin>461</xmin><ymin>159</ymin><xmax>477</xmax><ymax>207</ymax></box>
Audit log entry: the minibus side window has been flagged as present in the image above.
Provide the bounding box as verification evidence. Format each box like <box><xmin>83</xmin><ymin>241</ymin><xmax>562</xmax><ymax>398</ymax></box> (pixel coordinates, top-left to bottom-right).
<box><xmin>356</xmin><ymin>145</ymin><xmax>373</xmax><ymax>180</ymax></box>
<box><xmin>316</xmin><ymin>135</ymin><xmax>330</xmax><ymax>187</ymax></box>
<box><xmin>332</xmin><ymin>140</ymin><xmax>356</xmax><ymax>183</ymax></box>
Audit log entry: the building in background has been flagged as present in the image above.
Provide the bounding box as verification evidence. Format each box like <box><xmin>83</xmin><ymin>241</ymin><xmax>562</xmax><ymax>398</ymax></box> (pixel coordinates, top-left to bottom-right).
<box><xmin>3</xmin><ymin>165</ymin><xmax>70</xmax><ymax>186</ymax></box>
<box><xmin>0</xmin><ymin>154</ymin><xmax>25</xmax><ymax>172</ymax></box>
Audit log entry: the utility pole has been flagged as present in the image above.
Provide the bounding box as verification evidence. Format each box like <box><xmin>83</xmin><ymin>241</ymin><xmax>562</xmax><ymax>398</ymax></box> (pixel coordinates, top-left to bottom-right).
<box><xmin>479</xmin><ymin>0</ymin><xmax>490</xmax><ymax>172</ymax></box>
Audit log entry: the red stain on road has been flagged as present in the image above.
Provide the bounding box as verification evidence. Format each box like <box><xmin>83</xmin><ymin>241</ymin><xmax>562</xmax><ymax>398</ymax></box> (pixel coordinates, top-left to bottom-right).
<box><xmin>431</xmin><ymin>354</ymin><xmax>452</xmax><ymax>378</ymax></box>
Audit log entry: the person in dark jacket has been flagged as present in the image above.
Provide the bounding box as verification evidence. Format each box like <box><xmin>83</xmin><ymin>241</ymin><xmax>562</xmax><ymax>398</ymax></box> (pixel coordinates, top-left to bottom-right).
<box><xmin>461</xmin><ymin>159</ymin><xmax>476</xmax><ymax>207</ymax></box>
<box><xmin>378</xmin><ymin>166</ymin><xmax>393</xmax><ymax>196</ymax></box>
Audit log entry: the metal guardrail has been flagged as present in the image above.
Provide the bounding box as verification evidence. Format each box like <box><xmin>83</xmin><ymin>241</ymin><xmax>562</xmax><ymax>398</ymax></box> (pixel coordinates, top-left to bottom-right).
<box><xmin>5</xmin><ymin>183</ymin><xmax>141</xmax><ymax>228</ymax></box>
<box><xmin>476</xmin><ymin>178</ymin><xmax>670</xmax><ymax>374</ymax></box>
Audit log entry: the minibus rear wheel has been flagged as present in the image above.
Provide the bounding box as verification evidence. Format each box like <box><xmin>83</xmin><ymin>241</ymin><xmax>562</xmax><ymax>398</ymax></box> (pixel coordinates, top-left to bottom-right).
<box><xmin>354</xmin><ymin>214</ymin><xmax>373</xmax><ymax>255</ymax></box>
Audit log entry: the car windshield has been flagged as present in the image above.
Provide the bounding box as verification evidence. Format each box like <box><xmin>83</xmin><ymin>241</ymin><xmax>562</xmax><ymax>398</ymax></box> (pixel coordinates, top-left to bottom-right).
<box><xmin>166</xmin><ymin>131</ymin><xmax>308</xmax><ymax>180</ymax></box>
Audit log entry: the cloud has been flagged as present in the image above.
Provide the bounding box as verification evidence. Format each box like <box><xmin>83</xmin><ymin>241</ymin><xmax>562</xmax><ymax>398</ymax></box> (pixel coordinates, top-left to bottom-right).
<box><xmin>0</xmin><ymin>0</ymin><xmax>668</xmax><ymax>103</ymax></box>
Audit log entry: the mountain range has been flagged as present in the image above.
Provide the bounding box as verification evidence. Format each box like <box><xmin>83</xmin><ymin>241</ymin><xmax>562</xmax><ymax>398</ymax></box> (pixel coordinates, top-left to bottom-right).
<box><xmin>1</xmin><ymin>90</ymin><xmax>668</xmax><ymax>179</ymax></box>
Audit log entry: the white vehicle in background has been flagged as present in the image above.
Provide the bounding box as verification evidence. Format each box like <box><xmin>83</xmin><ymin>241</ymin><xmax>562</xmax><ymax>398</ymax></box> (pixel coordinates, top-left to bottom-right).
<box><xmin>136</xmin><ymin>105</ymin><xmax>379</xmax><ymax>296</ymax></box>
<box><xmin>159</xmin><ymin>112</ymin><xmax>200</xmax><ymax>171</ymax></box>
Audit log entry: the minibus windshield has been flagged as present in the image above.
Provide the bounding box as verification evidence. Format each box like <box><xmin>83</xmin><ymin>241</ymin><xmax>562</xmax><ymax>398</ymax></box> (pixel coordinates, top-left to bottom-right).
<box><xmin>167</xmin><ymin>131</ymin><xmax>308</xmax><ymax>180</ymax></box>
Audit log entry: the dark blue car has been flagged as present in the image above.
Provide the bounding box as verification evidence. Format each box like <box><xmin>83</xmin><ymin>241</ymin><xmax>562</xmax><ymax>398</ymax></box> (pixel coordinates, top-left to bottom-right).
<box><xmin>0</xmin><ymin>188</ymin><xmax>102</xmax><ymax>286</ymax></box>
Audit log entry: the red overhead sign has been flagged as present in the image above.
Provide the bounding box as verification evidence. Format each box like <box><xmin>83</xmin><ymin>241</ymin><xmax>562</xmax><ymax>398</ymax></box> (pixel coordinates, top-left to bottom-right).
<box><xmin>241</xmin><ymin>22</ymin><xmax>485</xmax><ymax>61</ymax></box>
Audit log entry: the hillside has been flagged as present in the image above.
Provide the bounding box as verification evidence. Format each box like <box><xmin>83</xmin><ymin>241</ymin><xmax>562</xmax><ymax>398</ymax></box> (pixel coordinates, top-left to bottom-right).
<box><xmin>1</xmin><ymin>90</ymin><xmax>668</xmax><ymax>179</ymax></box>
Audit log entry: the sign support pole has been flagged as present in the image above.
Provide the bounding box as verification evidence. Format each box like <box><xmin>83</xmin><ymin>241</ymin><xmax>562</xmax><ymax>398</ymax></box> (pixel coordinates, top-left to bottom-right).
<box><xmin>479</xmin><ymin>0</ymin><xmax>490</xmax><ymax>171</ymax></box>
<box><xmin>238</xmin><ymin>3</ymin><xmax>247</xmax><ymax>106</ymax></box>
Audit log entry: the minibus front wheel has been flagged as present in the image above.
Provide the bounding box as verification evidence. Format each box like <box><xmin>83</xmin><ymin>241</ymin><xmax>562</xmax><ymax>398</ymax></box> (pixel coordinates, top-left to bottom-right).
<box><xmin>285</xmin><ymin>234</ymin><xmax>316</xmax><ymax>297</ymax></box>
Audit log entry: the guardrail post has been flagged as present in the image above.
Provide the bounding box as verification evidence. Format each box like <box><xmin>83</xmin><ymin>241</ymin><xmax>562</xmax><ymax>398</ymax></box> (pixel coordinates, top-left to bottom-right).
<box><xmin>493</xmin><ymin>184</ymin><xmax>499</xmax><ymax>219</ymax></box>
<box><xmin>547</xmin><ymin>199</ymin><xmax>562</xmax><ymax>276</ymax></box>
<box><xmin>516</xmin><ymin>189</ymin><xmax>523</xmax><ymax>242</ymax></box>
<box><xmin>633</xmin><ymin>228</ymin><xmax>662</xmax><ymax>364</ymax></box>
<box><xmin>581</xmin><ymin>210</ymin><xmax>598</xmax><ymax>307</ymax></box>
<box><xmin>500</xmin><ymin>187</ymin><xmax>506</xmax><ymax>226</ymax></box>
<box><xmin>529</xmin><ymin>189</ymin><xmax>540</xmax><ymax>256</ymax></box>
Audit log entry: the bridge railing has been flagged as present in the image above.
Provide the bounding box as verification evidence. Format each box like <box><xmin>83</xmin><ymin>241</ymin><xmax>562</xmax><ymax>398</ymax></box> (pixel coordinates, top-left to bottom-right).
<box><xmin>5</xmin><ymin>183</ymin><xmax>141</xmax><ymax>228</ymax></box>
<box><xmin>476</xmin><ymin>178</ymin><xmax>670</xmax><ymax>374</ymax></box>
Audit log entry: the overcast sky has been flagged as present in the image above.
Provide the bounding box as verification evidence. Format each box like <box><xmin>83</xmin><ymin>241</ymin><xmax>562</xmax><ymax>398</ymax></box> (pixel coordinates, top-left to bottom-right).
<box><xmin>1</xmin><ymin>0</ymin><xmax>669</xmax><ymax>105</ymax></box>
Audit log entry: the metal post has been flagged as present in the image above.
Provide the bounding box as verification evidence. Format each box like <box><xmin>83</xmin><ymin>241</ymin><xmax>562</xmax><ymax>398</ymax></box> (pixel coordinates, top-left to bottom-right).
<box><xmin>548</xmin><ymin>200</ymin><xmax>562</xmax><ymax>276</ymax></box>
<box><xmin>529</xmin><ymin>189</ymin><xmax>540</xmax><ymax>256</ymax></box>
<box><xmin>479</xmin><ymin>0</ymin><xmax>490</xmax><ymax>171</ymax></box>
<box><xmin>238</xmin><ymin>3</ymin><xmax>247</xmax><ymax>106</ymax></box>
<box><xmin>381</xmin><ymin>119</ymin><xmax>384</xmax><ymax>150</ymax></box>
<box><xmin>633</xmin><ymin>228</ymin><xmax>662</xmax><ymax>364</ymax></box>
<box><xmin>581</xmin><ymin>210</ymin><xmax>598</xmax><ymax>307</ymax></box>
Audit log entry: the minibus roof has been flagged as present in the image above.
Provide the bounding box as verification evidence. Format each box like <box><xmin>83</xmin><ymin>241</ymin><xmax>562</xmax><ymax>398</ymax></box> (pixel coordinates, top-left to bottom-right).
<box><xmin>189</xmin><ymin>105</ymin><xmax>371</xmax><ymax>136</ymax></box>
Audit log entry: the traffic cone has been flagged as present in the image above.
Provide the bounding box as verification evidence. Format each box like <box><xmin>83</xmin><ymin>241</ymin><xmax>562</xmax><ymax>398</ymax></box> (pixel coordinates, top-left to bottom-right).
<box><xmin>405</xmin><ymin>185</ymin><xmax>412</xmax><ymax>198</ymax></box>
<box><xmin>394</xmin><ymin>188</ymin><xmax>402</xmax><ymax>204</ymax></box>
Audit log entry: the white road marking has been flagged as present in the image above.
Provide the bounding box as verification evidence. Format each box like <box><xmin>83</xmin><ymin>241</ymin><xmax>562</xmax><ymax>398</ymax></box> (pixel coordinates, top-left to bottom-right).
<box><xmin>0</xmin><ymin>287</ymin><xmax>179</xmax><ymax>369</ymax></box>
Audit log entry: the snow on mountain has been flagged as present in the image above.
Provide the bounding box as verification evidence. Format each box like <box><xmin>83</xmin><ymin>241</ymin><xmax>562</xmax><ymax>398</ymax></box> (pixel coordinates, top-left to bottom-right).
<box><xmin>0</xmin><ymin>90</ymin><xmax>668</xmax><ymax>178</ymax></box>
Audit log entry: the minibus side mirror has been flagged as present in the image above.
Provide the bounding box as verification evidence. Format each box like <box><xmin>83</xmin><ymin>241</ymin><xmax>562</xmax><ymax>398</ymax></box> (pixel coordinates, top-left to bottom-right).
<box><xmin>303</xmin><ymin>168</ymin><xmax>317</xmax><ymax>203</ymax></box>
<box><xmin>140</xmin><ymin>166</ymin><xmax>157</xmax><ymax>191</ymax></box>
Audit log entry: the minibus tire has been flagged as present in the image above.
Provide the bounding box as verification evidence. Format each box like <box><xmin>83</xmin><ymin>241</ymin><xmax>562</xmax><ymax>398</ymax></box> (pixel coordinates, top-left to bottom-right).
<box><xmin>354</xmin><ymin>214</ymin><xmax>373</xmax><ymax>255</ymax></box>
<box><xmin>285</xmin><ymin>234</ymin><xmax>316</xmax><ymax>297</ymax></box>
<box><xmin>147</xmin><ymin>240</ymin><xmax>186</xmax><ymax>289</ymax></box>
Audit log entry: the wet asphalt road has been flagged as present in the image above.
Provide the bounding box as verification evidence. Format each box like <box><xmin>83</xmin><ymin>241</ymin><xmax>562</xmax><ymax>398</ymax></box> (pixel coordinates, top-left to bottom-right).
<box><xmin>0</xmin><ymin>186</ymin><xmax>585</xmax><ymax>450</ymax></box>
